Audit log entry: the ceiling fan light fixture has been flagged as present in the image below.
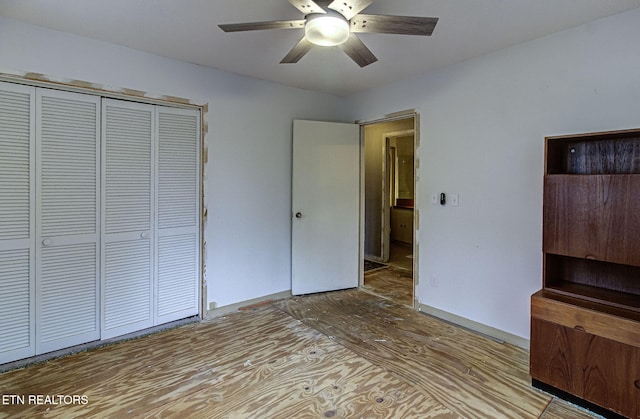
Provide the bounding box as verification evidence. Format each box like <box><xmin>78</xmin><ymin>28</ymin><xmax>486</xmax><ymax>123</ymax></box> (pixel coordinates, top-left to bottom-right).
<box><xmin>305</xmin><ymin>14</ymin><xmax>350</xmax><ymax>46</ymax></box>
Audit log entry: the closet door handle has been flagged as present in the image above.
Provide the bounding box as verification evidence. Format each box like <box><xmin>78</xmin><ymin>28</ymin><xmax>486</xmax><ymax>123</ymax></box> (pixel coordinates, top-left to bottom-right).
<box><xmin>42</xmin><ymin>238</ymin><xmax>53</xmax><ymax>247</ymax></box>
<box><xmin>140</xmin><ymin>232</ymin><xmax>150</xmax><ymax>239</ymax></box>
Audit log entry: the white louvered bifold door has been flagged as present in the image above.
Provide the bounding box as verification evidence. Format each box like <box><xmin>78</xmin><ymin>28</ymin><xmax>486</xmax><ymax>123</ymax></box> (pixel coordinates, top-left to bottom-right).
<box><xmin>35</xmin><ymin>89</ymin><xmax>100</xmax><ymax>354</ymax></box>
<box><xmin>155</xmin><ymin>106</ymin><xmax>200</xmax><ymax>324</ymax></box>
<box><xmin>0</xmin><ymin>82</ymin><xmax>36</xmax><ymax>364</ymax></box>
<box><xmin>101</xmin><ymin>99</ymin><xmax>154</xmax><ymax>339</ymax></box>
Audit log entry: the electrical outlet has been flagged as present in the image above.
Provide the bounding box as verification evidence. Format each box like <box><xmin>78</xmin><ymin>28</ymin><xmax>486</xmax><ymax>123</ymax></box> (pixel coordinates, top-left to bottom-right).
<box><xmin>451</xmin><ymin>193</ymin><xmax>459</xmax><ymax>207</ymax></box>
<box><xmin>431</xmin><ymin>194</ymin><xmax>438</xmax><ymax>205</ymax></box>
<box><xmin>430</xmin><ymin>275</ymin><xmax>439</xmax><ymax>287</ymax></box>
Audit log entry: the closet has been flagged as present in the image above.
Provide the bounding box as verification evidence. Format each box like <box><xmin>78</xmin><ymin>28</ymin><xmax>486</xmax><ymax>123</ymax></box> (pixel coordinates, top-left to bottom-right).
<box><xmin>0</xmin><ymin>81</ymin><xmax>201</xmax><ymax>364</ymax></box>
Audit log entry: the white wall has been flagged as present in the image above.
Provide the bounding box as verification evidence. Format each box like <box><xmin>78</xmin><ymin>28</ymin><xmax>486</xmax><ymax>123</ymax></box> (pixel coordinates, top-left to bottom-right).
<box><xmin>3</xmin><ymin>6</ymin><xmax>640</xmax><ymax>339</ymax></box>
<box><xmin>344</xmin><ymin>8</ymin><xmax>640</xmax><ymax>339</ymax></box>
<box><xmin>0</xmin><ymin>17</ymin><xmax>347</xmax><ymax>310</ymax></box>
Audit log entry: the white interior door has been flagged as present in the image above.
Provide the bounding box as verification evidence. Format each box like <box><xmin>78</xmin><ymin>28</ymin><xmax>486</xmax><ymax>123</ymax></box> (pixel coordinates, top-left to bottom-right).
<box><xmin>36</xmin><ymin>89</ymin><xmax>100</xmax><ymax>353</ymax></box>
<box><xmin>101</xmin><ymin>99</ymin><xmax>155</xmax><ymax>339</ymax></box>
<box><xmin>291</xmin><ymin>120</ymin><xmax>360</xmax><ymax>295</ymax></box>
<box><xmin>0</xmin><ymin>82</ymin><xmax>36</xmax><ymax>364</ymax></box>
<box><xmin>155</xmin><ymin>106</ymin><xmax>200</xmax><ymax>324</ymax></box>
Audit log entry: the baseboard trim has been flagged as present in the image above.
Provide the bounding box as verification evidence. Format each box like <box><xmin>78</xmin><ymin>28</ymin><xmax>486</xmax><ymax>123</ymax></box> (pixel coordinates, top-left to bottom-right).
<box><xmin>205</xmin><ymin>290</ymin><xmax>292</xmax><ymax>319</ymax></box>
<box><xmin>416</xmin><ymin>303</ymin><xmax>530</xmax><ymax>349</ymax></box>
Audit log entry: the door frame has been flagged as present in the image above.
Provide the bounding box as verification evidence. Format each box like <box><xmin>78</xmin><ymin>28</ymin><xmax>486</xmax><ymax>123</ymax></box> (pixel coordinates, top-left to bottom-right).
<box><xmin>358</xmin><ymin>111</ymin><xmax>420</xmax><ymax>308</ymax></box>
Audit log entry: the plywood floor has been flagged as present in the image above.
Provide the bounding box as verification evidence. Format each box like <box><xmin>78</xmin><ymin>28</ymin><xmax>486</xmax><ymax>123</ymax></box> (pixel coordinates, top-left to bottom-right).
<box><xmin>363</xmin><ymin>241</ymin><xmax>414</xmax><ymax>306</ymax></box>
<box><xmin>0</xmin><ymin>290</ymin><xmax>597</xmax><ymax>418</ymax></box>
<box><xmin>363</xmin><ymin>266</ymin><xmax>413</xmax><ymax>306</ymax></box>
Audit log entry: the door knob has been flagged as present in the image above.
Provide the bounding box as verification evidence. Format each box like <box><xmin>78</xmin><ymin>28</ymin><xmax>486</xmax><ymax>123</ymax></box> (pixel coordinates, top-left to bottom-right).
<box><xmin>295</xmin><ymin>212</ymin><xmax>302</xmax><ymax>219</ymax></box>
<box><xmin>42</xmin><ymin>238</ymin><xmax>52</xmax><ymax>246</ymax></box>
<box><xmin>140</xmin><ymin>232</ymin><xmax>150</xmax><ymax>239</ymax></box>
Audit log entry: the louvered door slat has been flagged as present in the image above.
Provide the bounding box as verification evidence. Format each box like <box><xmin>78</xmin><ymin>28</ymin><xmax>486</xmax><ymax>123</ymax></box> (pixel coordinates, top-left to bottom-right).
<box><xmin>0</xmin><ymin>249</ymin><xmax>33</xmax><ymax>362</ymax></box>
<box><xmin>39</xmin><ymin>95</ymin><xmax>98</xmax><ymax>238</ymax></box>
<box><xmin>36</xmin><ymin>89</ymin><xmax>100</xmax><ymax>354</ymax></box>
<box><xmin>157</xmin><ymin>234</ymin><xmax>197</xmax><ymax>316</ymax></box>
<box><xmin>0</xmin><ymin>86</ymin><xmax>33</xmax><ymax>241</ymax></box>
<box><xmin>156</xmin><ymin>107</ymin><xmax>200</xmax><ymax>323</ymax></box>
<box><xmin>39</xmin><ymin>244</ymin><xmax>97</xmax><ymax>343</ymax></box>
<box><xmin>101</xmin><ymin>99</ymin><xmax>154</xmax><ymax>339</ymax></box>
<box><xmin>104</xmin><ymin>103</ymin><xmax>152</xmax><ymax>234</ymax></box>
<box><xmin>157</xmin><ymin>111</ymin><xmax>198</xmax><ymax>229</ymax></box>
<box><xmin>0</xmin><ymin>82</ymin><xmax>35</xmax><ymax>364</ymax></box>
<box><xmin>104</xmin><ymin>241</ymin><xmax>151</xmax><ymax>331</ymax></box>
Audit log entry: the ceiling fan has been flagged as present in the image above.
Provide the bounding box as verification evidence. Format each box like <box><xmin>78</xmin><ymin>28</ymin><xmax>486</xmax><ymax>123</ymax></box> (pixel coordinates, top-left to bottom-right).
<box><xmin>218</xmin><ymin>0</ymin><xmax>438</xmax><ymax>67</ymax></box>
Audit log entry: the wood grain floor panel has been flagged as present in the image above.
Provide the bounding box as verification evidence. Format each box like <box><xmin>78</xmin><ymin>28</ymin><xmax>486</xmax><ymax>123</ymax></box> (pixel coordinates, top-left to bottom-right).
<box><xmin>277</xmin><ymin>290</ymin><xmax>553</xmax><ymax>418</ymax></box>
<box><xmin>143</xmin><ymin>324</ymin><xmax>457</xmax><ymax>418</ymax></box>
<box><xmin>0</xmin><ymin>310</ymin><xmax>320</xmax><ymax>417</ymax></box>
<box><xmin>363</xmin><ymin>266</ymin><xmax>413</xmax><ymax>306</ymax></box>
<box><xmin>0</xmin><ymin>305</ymin><xmax>456</xmax><ymax>418</ymax></box>
<box><xmin>0</xmin><ymin>290</ymin><xmax>597</xmax><ymax>418</ymax></box>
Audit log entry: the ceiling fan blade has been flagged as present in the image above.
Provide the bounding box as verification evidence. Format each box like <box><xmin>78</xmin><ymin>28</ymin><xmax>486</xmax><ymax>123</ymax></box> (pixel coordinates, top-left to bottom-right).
<box><xmin>328</xmin><ymin>0</ymin><xmax>373</xmax><ymax>20</ymax></box>
<box><xmin>288</xmin><ymin>0</ymin><xmax>327</xmax><ymax>14</ymax></box>
<box><xmin>281</xmin><ymin>37</ymin><xmax>314</xmax><ymax>63</ymax></box>
<box><xmin>219</xmin><ymin>20</ymin><xmax>305</xmax><ymax>32</ymax></box>
<box><xmin>340</xmin><ymin>33</ymin><xmax>377</xmax><ymax>67</ymax></box>
<box><xmin>350</xmin><ymin>14</ymin><xmax>438</xmax><ymax>36</ymax></box>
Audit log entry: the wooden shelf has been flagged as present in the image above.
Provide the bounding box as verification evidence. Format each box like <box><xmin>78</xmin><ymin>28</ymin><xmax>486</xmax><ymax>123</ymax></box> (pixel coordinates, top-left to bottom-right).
<box><xmin>534</xmin><ymin>289</ymin><xmax>640</xmax><ymax>323</ymax></box>
<box><xmin>544</xmin><ymin>254</ymin><xmax>640</xmax><ymax>300</ymax></box>
<box><xmin>533</xmin><ymin>128</ymin><xmax>640</xmax><ymax>419</ymax></box>
<box><xmin>545</xmin><ymin>131</ymin><xmax>640</xmax><ymax>175</ymax></box>
<box><xmin>544</xmin><ymin>282</ymin><xmax>640</xmax><ymax>314</ymax></box>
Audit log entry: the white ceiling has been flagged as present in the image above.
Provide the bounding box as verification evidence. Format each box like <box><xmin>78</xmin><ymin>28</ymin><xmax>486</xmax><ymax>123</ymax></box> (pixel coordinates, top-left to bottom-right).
<box><xmin>2</xmin><ymin>0</ymin><xmax>640</xmax><ymax>96</ymax></box>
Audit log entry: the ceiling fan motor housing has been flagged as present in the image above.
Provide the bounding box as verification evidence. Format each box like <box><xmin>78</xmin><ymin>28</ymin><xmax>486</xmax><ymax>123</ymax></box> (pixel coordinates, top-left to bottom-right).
<box><xmin>305</xmin><ymin>11</ymin><xmax>350</xmax><ymax>46</ymax></box>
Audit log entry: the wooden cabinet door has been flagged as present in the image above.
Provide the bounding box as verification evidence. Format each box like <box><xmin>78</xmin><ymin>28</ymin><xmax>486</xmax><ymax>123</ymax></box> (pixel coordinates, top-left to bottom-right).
<box><xmin>543</xmin><ymin>174</ymin><xmax>640</xmax><ymax>266</ymax></box>
<box><xmin>390</xmin><ymin>208</ymin><xmax>413</xmax><ymax>244</ymax></box>
<box><xmin>580</xmin><ymin>332</ymin><xmax>637</xmax><ymax>417</ymax></box>
<box><xmin>390</xmin><ymin>208</ymin><xmax>402</xmax><ymax>242</ymax></box>
<box><xmin>531</xmin><ymin>318</ymin><xmax>637</xmax><ymax>417</ymax></box>
<box><xmin>530</xmin><ymin>318</ymin><xmax>581</xmax><ymax>396</ymax></box>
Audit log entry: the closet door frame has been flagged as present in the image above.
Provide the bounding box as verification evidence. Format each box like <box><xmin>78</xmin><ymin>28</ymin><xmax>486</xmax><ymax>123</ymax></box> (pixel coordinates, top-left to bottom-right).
<box><xmin>0</xmin><ymin>75</ymin><xmax>203</xmax><ymax>364</ymax></box>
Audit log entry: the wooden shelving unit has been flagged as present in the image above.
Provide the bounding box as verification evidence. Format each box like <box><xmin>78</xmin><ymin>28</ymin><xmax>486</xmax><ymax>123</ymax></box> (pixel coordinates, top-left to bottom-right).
<box><xmin>530</xmin><ymin>128</ymin><xmax>640</xmax><ymax>418</ymax></box>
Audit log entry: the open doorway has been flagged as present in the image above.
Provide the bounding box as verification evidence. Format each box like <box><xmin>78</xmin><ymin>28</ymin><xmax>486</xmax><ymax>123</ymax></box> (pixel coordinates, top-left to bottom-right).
<box><xmin>360</xmin><ymin>115</ymin><xmax>417</xmax><ymax>307</ymax></box>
